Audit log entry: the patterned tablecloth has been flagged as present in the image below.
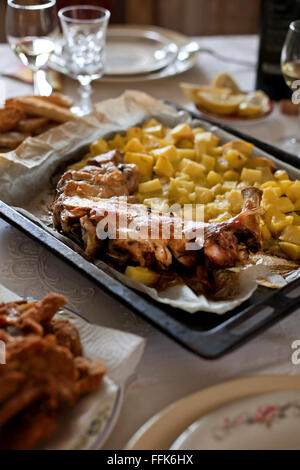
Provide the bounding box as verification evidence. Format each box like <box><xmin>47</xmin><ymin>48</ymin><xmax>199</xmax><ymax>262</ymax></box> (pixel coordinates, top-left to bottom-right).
<box><xmin>0</xmin><ymin>35</ymin><xmax>300</xmax><ymax>450</ymax></box>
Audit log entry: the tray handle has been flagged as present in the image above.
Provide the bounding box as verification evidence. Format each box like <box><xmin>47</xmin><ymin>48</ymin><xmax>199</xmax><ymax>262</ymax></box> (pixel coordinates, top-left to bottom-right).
<box><xmin>224</xmin><ymin>278</ymin><xmax>300</xmax><ymax>341</ymax></box>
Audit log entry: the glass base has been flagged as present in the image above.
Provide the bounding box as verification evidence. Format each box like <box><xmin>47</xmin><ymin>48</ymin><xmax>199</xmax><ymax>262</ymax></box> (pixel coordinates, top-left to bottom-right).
<box><xmin>71</xmin><ymin>104</ymin><xmax>92</xmax><ymax>117</ymax></box>
<box><xmin>277</xmin><ymin>136</ymin><xmax>300</xmax><ymax>156</ymax></box>
<box><xmin>71</xmin><ymin>81</ymin><xmax>93</xmax><ymax>116</ymax></box>
<box><xmin>33</xmin><ymin>70</ymin><xmax>53</xmax><ymax>96</ymax></box>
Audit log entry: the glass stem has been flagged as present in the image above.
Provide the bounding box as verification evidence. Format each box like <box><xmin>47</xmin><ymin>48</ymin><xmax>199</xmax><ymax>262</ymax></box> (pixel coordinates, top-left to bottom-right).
<box><xmin>33</xmin><ymin>70</ymin><xmax>53</xmax><ymax>96</ymax></box>
<box><xmin>74</xmin><ymin>78</ymin><xmax>93</xmax><ymax>116</ymax></box>
<box><xmin>33</xmin><ymin>71</ymin><xmax>40</xmax><ymax>95</ymax></box>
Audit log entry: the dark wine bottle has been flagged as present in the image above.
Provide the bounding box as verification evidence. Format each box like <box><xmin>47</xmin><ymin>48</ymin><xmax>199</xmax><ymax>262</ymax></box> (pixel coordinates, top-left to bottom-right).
<box><xmin>256</xmin><ymin>0</ymin><xmax>300</xmax><ymax>100</ymax></box>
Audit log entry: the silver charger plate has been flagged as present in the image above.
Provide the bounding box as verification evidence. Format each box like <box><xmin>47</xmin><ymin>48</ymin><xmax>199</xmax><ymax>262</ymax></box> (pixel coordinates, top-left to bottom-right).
<box><xmin>49</xmin><ymin>25</ymin><xmax>198</xmax><ymax>82</ymax></box>
<box><xmin>105</xmin><ymin>27</ymin><xmax>178</xmax><ymax>75</ymax></box>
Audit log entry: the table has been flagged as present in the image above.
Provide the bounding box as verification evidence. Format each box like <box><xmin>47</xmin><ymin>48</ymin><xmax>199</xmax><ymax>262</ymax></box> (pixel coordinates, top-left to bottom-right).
<box><xmin>0</xmin><ymin>35</ymin><xmax>300</xmax><ymax>450</ymax></box>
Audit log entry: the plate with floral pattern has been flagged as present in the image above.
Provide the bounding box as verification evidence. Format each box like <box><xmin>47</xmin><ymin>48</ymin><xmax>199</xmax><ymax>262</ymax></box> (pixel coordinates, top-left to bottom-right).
<box><xmin>126</xmin><ymin>375</ymin><xmax>300</xmax><ymax>450</ymax></box>
<box><xmin>171</xmin><ymin>390</ymin><xmax>300</xmax><ymax>450</ymax></box>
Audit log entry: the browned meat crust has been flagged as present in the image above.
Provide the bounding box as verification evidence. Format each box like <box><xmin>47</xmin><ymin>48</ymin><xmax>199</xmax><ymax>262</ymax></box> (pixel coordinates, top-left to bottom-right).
<box><xmin>53</xmin><ymin>150</ymin><xmax>140</xmax><ymax>239</ymax></box>
<box><xmin>53</xmin><ymin>188</ymin><xmax>262</xmax><ymax>269</ymax></box>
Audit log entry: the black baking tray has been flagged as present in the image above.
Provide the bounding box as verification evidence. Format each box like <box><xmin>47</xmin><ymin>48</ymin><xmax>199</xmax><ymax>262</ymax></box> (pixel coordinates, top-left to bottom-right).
<box><xmin>0</xmin><ymin>104</ymin><xmax>299</xmax><ymax>358</ymax></box>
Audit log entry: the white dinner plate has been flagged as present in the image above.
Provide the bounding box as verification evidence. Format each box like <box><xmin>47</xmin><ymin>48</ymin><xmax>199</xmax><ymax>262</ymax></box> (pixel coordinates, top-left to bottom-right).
<box><xmin>22</xmin><ymin>300</ymin><xmax>123</xmax><ymax>450</ymax></box>
<box><xmin>171</xmin><ymin>390</ymin><xmax>300</xmax><ymax>450</ymax></box>
<box><xmin>105</xmin><ymin>27</ymin><xmax>178</xmax><ymax>75</ymax></box>
<box><xmin>49</xmin><ymin>25</ymin><xmax>198</xmax><ymax>83</ymax></box>
<box><xmin>125</xmin><ymin>375</ymin><xmax>300</xmax><ymax>450</ymax></box>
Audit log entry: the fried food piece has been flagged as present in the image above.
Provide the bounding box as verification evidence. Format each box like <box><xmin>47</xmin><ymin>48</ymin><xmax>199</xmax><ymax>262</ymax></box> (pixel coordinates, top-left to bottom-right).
<box><xmin>0</xmin><ymin>131</ymin><xmax>30</xmax><ymax>149</ymax></box>
<box><xmin>22</xmin><ymin>93</ymin><xmax>74</xmax><ymax>109</ymax></box>
<box><xmin>0</xmin><ymin>293</ymin><xmax>67</xmax><ymax>335</ymax></box>
<box><xmin>18</xmin><ymin>293</ymin><xmax>67</xmax><ymax>324</ymax></box>
<box><xmin>0</xmin><ymin>381</ymin><xmax>53</xmax><ymax>428</ymax></box>
<box><xmin>47</xmin><ymin>319</ymin><xmax>82</xmax><ymax>357</ymax></box>
<box><xmin>0</xmin><ymin>93</ymin><xmax>74</xmax><ymax>149</ymax></box>
<box><xmin>0</xmin><ymin>104</ymin><xmax>25</xmax><ymax>132</ymax></box>
<box><xmin>40</xmin><ymin>92</ymin><xmax>74</xmax><ymax>109</ymax></box>
<box><xmin>14</xmin><ymin>96</ymin><xmax>78</xmax><ymax>123</ymax></box>
<box><xmin>0</xmin><ymin>406</ymin><xmax>56</xmax><ymax>450</ymax></box>
<box><xmin>74</xmin><ymin>357</ymin><xmax>106</xmax><ymax>396</ymax></box>
<box><xmin>33</xmin><ymin>121</ymin><xmax>58</xmax><ymax>135</ymax></box>
<box><xmin>0</xmin><ymin>371</ymin><xmax>25</xmax><ymax>404</ymax></box>
<box><xmin>0</xmin><ymin>293</ymin><xmax>106</xmax><ymax>449</ymax></box>
<box><xmin>17</xmin><ymin>117</ymin><xmax>49</xmax><ymax>133</ymax></box>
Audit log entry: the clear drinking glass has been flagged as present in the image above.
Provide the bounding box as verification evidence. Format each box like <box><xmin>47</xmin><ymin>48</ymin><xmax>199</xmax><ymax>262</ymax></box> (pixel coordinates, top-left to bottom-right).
<box><xmin>6</xmin><ymin>0</ymin><xmax>58</xmax><ymax>95</ymax></box>
<box><xmin>58</xmin><ymin>5</ymin><xmax>110</xmax><ymax>116</ymax></box>
<box><xmin>281</xmin><ymin>20</ymin><xmax>300</xmax><ymax>156</ymax></box>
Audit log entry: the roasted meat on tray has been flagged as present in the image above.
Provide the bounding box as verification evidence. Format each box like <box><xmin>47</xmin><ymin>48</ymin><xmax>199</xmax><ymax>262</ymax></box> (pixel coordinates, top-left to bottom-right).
<box><xmin>53</xmin><ymin>150</ymin><xmax>263</xmax><ymax>292</ymax></box>
<box><xmin>0</xmin><ymin>293</ymin><xmax>106</xmax><ymax>450</ymax></box>
<box><xmin>56</xmin><ymin>150</ymin><xmax>140</xmax><ymax>201</ymax></box>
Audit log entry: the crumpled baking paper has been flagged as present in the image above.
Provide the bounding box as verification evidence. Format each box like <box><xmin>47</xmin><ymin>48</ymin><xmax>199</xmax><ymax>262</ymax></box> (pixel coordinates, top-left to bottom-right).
<box><xmin>0</xmin><ymin>90</ymin><xmax>299</xmax><ymax>314</ymax></box>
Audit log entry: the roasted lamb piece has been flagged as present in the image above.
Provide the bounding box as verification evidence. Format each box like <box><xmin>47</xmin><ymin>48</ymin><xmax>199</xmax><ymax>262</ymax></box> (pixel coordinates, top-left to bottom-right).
<box><xmin>56</xmin><ymin>150</ymin><xmax>139</xmax><ymax>201</ymax></box>
<box><xmin>202</xmin><ymin>186</ymin><xmax>263</xmax><ymax>268</ymax></box>
<box><xmin>53</xmin><ymin>150</ymin><xmax>140</xmax><ymax>237</ymax></box>
<box><xmin>0</xmin><ymin>293</ymin><xmax>106</xmax><ymax>450</ymax></box>
<box><xmin>53</xmin><ymin>186</ymin><xmax>263</xmax><ymax>271</ymax></box>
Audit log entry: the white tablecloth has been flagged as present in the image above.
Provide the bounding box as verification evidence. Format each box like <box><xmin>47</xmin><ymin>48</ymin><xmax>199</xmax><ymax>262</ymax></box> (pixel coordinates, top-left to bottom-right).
<box><xmin>0</xmin><ymin>35</ymin><xmax>300</xmax><ymax>450</ymax></box>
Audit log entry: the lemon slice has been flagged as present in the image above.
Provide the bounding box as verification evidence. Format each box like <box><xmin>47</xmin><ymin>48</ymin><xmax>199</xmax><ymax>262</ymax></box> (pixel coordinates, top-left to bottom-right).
<box><xmin>196</xmin><ymin>91</ymin><xmax>246</xmax><ymax>115</ymax></box>
<box><xmin>238</xmin><ymin>91</ymin><xmax>269</xmax><ymax>117</ymax></box>
<box><xmin>180</xmin><ymin>82</ymin><xmax>232</xmax><ymax>102</ymax></box>
<box><xmin>211</xmin><ymin>72</ymin><xmax>241</xmax><ymax>94</ymax></box>
<box><xmin>238</xmin><ymin>102</ymin><xmax>262</xmax><ymax>117</ymax></box>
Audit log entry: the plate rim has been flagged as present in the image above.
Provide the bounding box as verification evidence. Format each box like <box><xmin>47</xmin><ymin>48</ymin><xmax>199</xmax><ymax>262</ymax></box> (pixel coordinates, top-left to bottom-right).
<box><xmin>107</xmin><ymin>24</ymin><xmax>192</xmax><ymax>47</ymax></box>
<box><xmin>105</xmin><ymin>27</ymin><xmax>178</xmax><ymax>76</ymax></box>
<box><xmin>125</xmin><ymin>375</ymin><xmax>300</xmax><ymax>450</ymax></box>
<box><xmin>170</xmin><ymin>389</ymin><xmax>300</xmax><ymax>450</ymax></box>
<box><xmin>102</xmin><ymin>25</ymin><xmax>196</xmax><ymax>82</ymax></box>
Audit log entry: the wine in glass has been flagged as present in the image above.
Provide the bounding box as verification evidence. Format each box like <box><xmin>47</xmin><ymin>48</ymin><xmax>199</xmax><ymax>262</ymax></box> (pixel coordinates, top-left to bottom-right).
<box><xmin>281</xmin><ymin>20</ymin><xmax>300</xmax><ymax>156</ymax></box>
<box><xmin>6</xmin><ymin>0</ymin><xmax>58</xmax><ymax>96</ymax></box>
<box><xmin>58</xmin><ymin>5</ymin><xmax>110</xmax><ymax>116</ymax></box>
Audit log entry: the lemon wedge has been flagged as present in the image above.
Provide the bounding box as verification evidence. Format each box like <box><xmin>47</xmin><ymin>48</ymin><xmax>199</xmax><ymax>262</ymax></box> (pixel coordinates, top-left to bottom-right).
<box><xmin>180</xmin><ymin>82</ymin><xmax>232</xmax><ymax>102</ymax></box>
<box><xmin>196</xmin><ymin>91</ymin><xmax>246</xmax><ymax>115</ymax></box>
<box><xmin>238</xmin><ymin>102</ymin><xmax>262</xmax><ymax>117</ymax></box>
<box><xmin>238</xmin><ymin>91</ymin><xmax>269</xmax><ymax>117</ymax></box>
<box><xmin>211</xmin><ymin>72</ymin><xmax>241</xmax><ymax>94</ymax></box>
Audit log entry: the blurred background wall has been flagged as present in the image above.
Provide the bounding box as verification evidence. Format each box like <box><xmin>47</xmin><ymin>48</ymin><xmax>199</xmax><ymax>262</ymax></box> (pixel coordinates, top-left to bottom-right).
<box><xmin>0</xmin><ymin>0</ymin><xmax>261</xmax><ymax>42</ymax></box>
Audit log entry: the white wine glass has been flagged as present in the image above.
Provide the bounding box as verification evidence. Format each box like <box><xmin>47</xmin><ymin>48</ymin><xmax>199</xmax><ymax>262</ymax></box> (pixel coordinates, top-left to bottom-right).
<box><xmin>58</xmin><ymin>5</ymin><xmax>110</xmax><ymax>116</ymax></box>
<box><xmin>281</xmin><ymin>20</ymin><xmax>300</xmax><ymax>156</ymax></box>
<box><xmin>6</xmin><ymin>0</ymin><xmax>58</xmax><ymax>96</ymax></box>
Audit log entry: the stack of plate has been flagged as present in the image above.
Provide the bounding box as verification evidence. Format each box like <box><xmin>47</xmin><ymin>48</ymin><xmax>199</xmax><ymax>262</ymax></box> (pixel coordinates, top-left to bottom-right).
<box><xmin>49</xmin><ymin>25</ymin><xmax>198</xmax><ymax>82</ymax></box>
<box><xmin>126</xmin><ymin>375</ymin><xmax>300</xmax><ymax>450</ymax></box>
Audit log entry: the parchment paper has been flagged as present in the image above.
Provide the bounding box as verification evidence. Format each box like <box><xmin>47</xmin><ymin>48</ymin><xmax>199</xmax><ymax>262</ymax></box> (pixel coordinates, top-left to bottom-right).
<box><xmin>0</xmin><ymin>90</ymin><xmax>298</xmax><ymax>314</ymax></box>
